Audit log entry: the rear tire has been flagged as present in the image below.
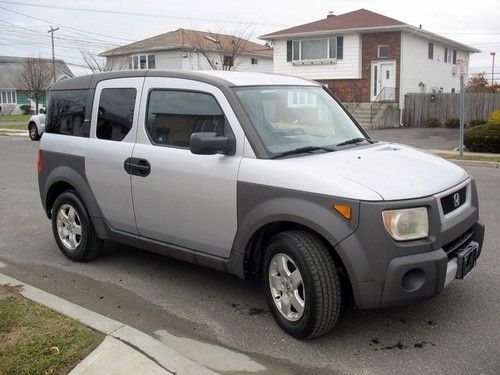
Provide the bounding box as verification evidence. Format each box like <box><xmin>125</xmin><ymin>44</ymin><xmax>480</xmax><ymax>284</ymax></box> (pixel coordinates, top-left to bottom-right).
<box><xmin>28</xmin><ymin>123</ymin><xmax>40</xmax><ymax>141</ymax></box>
<box><xmin>51</xmin><ymin>190</ymin><xmax>103</xmax><ymax>262</ymax></box>
<box><xmin>263</xmin><ymin>230</ymin><xmax>342</xmax><ymax>339</ymax></box>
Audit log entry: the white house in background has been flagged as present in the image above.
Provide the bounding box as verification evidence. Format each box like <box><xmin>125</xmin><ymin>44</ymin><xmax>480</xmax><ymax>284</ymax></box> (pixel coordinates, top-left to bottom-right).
<box><xmin>260</xmin><ymin>9</ymin><xmax>479</xmax><ymax>112</ymax></box>
<box><xmin>100</xmin><ymin>28</ymin><xmax>273</xmax><ymax>73</ymax></box>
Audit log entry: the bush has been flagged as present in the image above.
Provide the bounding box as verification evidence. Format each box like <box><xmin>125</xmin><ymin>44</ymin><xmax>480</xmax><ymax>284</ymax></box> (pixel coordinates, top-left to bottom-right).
<box><xmin>464</xmin><ymin>123</ymin><xmax>500</xmax><ymax>153</ymax></box>
<box><xmin>489</xmin><ymin>109</ymin><xmax>500</xmax><ymax>126</ymax></box>
<box><xmin>19</xmin><ymin>105</ymin><xmax>32</xmax><ymax>115</ymax></box>
<box><xmin>423</xmin><ymin>117</ymin><xmax>441</xmax><ymax>128</ymax></box>
<box><xmin>468</xmin><ymin>119</ymin><xmax>487</xmax><ymax>128</ymax></box>
<box><xmin>444</xmin><ymin>118</ymin><xmax>460</xmax><ymax>128</ymax></box>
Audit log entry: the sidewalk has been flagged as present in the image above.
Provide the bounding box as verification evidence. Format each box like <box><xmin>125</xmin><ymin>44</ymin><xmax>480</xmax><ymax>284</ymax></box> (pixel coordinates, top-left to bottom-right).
<box><xmin>0</xmin><ymin>128</ymin><xmax>29</xmax><ymax>137</ymax></box>
<box><xmin>0</xmin><ymin>272</ymin><xmax>218</xmax><ymax>375</ymax></box>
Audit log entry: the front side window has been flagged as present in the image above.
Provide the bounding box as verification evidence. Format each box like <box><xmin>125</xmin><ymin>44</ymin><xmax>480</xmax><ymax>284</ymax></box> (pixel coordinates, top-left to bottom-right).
<box><xmin>146</xmin><ymin>90</ymin><xmax>227</xmax><ymax>148</ymax></box>
<box><xmin>46</xmin><ymin>89</ymin><xmax>88</xmax><ymax>137</ymax></box>
<box><xmin>234</xmin><ymin>86</ymin><xmax>365</xmax><ymax>156</ymax></box>
<box><xmin>96</xmin><ymin>88</ymin><xmax>136</xmax><ymax>141</ymax></box>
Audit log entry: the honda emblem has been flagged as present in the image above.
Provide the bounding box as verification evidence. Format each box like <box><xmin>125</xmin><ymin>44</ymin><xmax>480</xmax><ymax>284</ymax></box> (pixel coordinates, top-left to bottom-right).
<box><xmin>453</xmin><ymin>192</ymin><xmax>460</xmax><ymax>207</ymax></box>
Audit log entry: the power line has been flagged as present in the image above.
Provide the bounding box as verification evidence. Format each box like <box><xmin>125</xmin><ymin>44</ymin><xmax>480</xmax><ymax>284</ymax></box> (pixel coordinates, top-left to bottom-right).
<box><xmin>0</xmin><ymin>0</ymin><xmax>289</xmax><ymax>27</ymax></box>
<box><xmin>0</xmin><ymin>5</ymin><xmax>135</xmax><ymax>43</ymax></box>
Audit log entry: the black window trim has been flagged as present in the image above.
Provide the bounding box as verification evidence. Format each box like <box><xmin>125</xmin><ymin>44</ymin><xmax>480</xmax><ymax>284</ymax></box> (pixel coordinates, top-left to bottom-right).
<box><xmin>144</xmin><ymin>88</ymin><xmax>235</xmax><ymax>151</ymax></box>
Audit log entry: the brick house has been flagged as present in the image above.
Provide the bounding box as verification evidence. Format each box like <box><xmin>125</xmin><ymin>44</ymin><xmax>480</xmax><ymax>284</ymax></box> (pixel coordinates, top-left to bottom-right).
<box><xmin>260</xmin><ymin>9</ymin><xmax>478</xmax><ymax>126</ymax></box>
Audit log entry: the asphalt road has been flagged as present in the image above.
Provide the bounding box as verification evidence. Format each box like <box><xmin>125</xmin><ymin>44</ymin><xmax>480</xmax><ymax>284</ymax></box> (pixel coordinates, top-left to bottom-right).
<box><xmin>0</xmin><ymin>135</ymin><xmax>499</xmax><ymax>375</ymax></box>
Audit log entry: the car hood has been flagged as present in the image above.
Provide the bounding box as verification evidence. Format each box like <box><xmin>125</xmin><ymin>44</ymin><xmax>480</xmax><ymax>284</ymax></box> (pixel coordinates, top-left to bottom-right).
<box><xmin>284</xmin><ymin>143</ymin><xmax>469</xmax><ymax>200</ymax></box>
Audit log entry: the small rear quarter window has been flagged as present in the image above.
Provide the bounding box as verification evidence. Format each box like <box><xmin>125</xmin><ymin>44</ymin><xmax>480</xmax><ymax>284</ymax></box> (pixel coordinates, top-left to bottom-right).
<box><xmin>46</xmin><ymin>89</ymin><xmax>89</xmax><ymax>137</ymax></box>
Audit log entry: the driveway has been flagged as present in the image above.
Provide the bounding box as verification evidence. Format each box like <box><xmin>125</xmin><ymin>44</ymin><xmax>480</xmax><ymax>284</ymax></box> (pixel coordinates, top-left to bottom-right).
<box><xmin>368</xmin><ymin>127</ymin><xmax>460</xmax><ymax>151</ymax></box>
<box><xmin>0</xmin><ymin>136</ymin><xmax>499</xmax><ymax>374</ymax></box>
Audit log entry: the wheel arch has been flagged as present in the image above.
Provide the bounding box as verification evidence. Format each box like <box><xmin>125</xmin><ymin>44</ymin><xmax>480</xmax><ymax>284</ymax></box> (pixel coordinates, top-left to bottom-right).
<box><xmin>42</xmin><ymin>166</ymin><xmax>103</xmax><ymax>221</ymax></box>
<box><xmin>239</xmin><ymin>219</ymin><xmax>355</xmax><ymax>302</ymax></box>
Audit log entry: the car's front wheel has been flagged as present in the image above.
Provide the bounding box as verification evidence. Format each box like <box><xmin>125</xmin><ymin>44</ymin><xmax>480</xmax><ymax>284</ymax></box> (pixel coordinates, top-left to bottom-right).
<box><xmin>28</xmin><ymin>123</ymin><xmax>40</xmax><ymax>141</ymax></box>
<box><xmin>263</xmin><ymin>230</ymin><xmax>342</xmax><ymax>339</ymax></box>
<box><xmin>51</xmin><ymin>190</ymin><xmax>103</xmax><ymax>262</ymax></box>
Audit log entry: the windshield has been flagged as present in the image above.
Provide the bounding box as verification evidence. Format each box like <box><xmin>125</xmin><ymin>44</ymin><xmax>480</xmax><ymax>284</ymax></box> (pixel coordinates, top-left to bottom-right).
<box><xmin>233</xmin><ymin>86</ymin><xmax>366</xmax><ymax>156</ymax></box>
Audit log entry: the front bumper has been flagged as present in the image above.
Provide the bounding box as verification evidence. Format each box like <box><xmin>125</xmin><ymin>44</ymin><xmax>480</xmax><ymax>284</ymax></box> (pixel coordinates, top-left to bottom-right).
<box><xmin>335</xmin><ymin>179</ymin><xmax>484</xmax><ymax>309</ymax></box>
<box><xmin>380</xmin><ymin>220</ymin><xmax>484</xmax><ymax>307</ymax></box>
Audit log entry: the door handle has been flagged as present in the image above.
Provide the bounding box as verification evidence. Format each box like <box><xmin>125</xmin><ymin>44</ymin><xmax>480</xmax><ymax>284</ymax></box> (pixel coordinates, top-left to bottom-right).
<box><xmin>124</xmin><ymin>158</ymin><xmax>151</xmax><ymax>177</ymax></box>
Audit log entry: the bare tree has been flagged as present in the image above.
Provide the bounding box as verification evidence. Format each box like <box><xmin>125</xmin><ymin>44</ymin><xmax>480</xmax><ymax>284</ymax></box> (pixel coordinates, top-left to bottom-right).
<box><xmin>15</xmin><ymin>57</ymin><xmax>53</xmax><ymax>113</ymax></box>
<box><xmin>183</xmin><ymin>26</ymin><xmax>258</xmax><ymax>71</ymax></box>
<box><xmin>81</xmin><ymin>49</ymin><xmax>129</xmax><ymax>73</ymax></box>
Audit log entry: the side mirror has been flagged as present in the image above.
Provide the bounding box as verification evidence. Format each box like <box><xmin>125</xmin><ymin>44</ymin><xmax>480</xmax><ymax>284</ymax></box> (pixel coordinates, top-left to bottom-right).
<box><xmin>190</xmin><ymin>132</ymin><xmax>235</xmax><ymax>155</ymax></box>
<box><xmin>39</xmin><ymin>108</ymin><xmax>46</xmax><ymax>114</ymax></box>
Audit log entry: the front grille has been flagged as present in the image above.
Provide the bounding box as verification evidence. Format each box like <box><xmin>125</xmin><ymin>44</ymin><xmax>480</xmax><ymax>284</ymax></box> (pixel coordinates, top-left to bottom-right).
<box><xmin>442</xmin><ymin>228</ymin><xmax>474</xmax><ymax>258</ymax></box>
<box><xmin>440</xmin><ymin>186</ymin><xmax>467</xmax><ymax>215</ymax></box>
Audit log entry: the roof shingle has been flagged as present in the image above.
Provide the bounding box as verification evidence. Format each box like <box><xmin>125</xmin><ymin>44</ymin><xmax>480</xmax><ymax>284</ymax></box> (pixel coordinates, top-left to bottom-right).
<box><xmin>261</xmin><ymin>9</ymin><xmax>406</xmax><ymax>38</ymax></box>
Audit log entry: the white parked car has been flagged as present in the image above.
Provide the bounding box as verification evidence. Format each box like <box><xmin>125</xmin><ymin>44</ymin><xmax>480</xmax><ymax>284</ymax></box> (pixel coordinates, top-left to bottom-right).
<box><xmin>28</xmin><ymin>109</ymin><xmax>46</xmax><ymax>140</ymax></box>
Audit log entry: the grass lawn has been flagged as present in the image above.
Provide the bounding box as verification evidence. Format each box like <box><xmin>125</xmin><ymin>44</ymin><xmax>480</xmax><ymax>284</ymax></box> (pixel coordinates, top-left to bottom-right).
<box><xmin>0</xmin><ymin>284</ymin><xmax>103</xmax><ymax>375</ymax></box>
<box><xmin>0</xmin><ymin>114</ymin><xmax>30</xmax><ymax>123</ymax></box>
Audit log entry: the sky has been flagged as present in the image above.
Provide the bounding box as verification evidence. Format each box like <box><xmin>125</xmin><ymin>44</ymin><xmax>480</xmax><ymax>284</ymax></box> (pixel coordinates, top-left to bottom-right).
<box><xmin>0</xmin><ymin>0</ymin><xmax>499</xmax><ymax>80</ymax></box>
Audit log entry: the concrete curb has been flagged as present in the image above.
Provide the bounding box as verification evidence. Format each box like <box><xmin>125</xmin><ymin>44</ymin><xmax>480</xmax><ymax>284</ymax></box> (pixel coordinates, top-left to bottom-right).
<box><xmin>426</xmin><ymin>150</ymin><xmax>500</xmax><ymax>168</ymax></box>
<box><xmin>0</xmin><ymin>272</ymin><xmax>218</xmax><ymax>375</ymax></box>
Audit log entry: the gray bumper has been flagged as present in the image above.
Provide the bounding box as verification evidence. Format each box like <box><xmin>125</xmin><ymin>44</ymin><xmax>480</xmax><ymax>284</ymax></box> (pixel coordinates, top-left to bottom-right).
<box><xmin>334</xmin><ymin>179</ymin><xmax>484</xmax><ymax>309</ymax></box>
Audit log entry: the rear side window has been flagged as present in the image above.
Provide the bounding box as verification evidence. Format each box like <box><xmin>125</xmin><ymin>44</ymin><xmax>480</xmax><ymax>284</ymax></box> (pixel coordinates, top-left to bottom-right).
<box><xmin>46</xmin><ymin>90</ymin><xmax>89</xmax><ymax>137</ymax></box>
<box><xmin>146</xmin><ymin>90</ymin><xmax>226</xmax><ymax>148</ymax></box>
<box><xmin>96</xmin><ymin>88</ymin><xmax>136</xmax><ymax>141</ymax></box>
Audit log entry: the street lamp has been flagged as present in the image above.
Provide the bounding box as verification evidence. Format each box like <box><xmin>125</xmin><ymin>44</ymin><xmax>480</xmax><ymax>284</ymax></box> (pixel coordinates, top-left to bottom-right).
<box><xmin>491</xmin><ymin>52</ymin><xmax>496</xmax><ymax>85</ymax></box>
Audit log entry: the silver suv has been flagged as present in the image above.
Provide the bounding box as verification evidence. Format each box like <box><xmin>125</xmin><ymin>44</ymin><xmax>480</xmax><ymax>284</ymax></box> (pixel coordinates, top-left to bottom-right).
<box><xmin>38</xmin><ymin>71</ymin><xmax>484</xmax><ymax>339</ymax></box>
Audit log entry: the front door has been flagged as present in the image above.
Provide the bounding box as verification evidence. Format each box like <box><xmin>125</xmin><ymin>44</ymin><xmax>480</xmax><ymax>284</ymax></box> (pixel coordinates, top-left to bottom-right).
<box><xmin>131</xmin><ymin>77</ymin><xmax>245</xmax><ymax>258</ymax></box>
<box><xmin>371</xmin><ymin>61</ymin><xmax>396</xmax><ymax>101</ymax></box>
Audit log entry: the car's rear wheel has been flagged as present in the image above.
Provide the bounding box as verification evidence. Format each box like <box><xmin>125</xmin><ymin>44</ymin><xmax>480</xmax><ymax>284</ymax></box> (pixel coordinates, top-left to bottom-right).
<box><xmin>51</xmin><ymin>190</ymin><xmax>103</xmax><ymax>262</ymax></box>
<box><xmin>263</xmin><ymin>230</ymin><xmax>342</xmax><ymax>339</ymax></box>
<box><xmin>28</xmin><ymin>123</ymin><xmax>40</xmax><ymax>141</ymax></box>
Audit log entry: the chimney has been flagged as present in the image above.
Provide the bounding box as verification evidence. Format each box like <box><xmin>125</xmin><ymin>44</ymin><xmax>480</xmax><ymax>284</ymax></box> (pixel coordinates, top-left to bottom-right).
<box><xmin>327</xmin><ymin>11</ymin><xmax>335</xmax><ymax>18</ymax></box>
<box><xmin>419</xmin><ymin>24</ymin><xmax>422</xmax><ymax>29</ymax></box>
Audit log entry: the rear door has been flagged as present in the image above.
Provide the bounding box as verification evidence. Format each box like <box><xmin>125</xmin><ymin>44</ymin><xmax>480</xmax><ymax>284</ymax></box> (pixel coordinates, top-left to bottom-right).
<box><xmin>85</xmin><ymin>77</ymin><xmax>144</xmax><ymax>234</ymax></box>
<box><xmin>131</xmin><ymin>77</ymin><xmax>245</xmax><ymax>258</ymax></box>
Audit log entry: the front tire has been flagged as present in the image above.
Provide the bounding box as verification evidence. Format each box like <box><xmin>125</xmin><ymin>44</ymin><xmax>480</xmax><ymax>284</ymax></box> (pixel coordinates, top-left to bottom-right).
<box><xmin>263</xmin><ymin>231</ymin><xmax>342</xmax><ymax>339</ymax></box>
<box><xmin>28</xmin><ymin>123</ymin><xmax>40</xmax><ymax>141</ymax></box>
<box><xmin>51</xmin><ymin>190</ymin><xmax>103</xmax><ymax>262</ymax></box>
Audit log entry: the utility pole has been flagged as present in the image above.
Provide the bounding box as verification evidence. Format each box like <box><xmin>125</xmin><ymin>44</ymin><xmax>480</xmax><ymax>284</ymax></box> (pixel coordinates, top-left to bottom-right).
<box><xmin>48</xmin><ymin>26</ymin><xmax>59</xmax><ymax>82</ymax></box>
<box><xmin>491</xmin><ymin>52</ymin><xmax>496</xmax><ymax>85</ymax></box>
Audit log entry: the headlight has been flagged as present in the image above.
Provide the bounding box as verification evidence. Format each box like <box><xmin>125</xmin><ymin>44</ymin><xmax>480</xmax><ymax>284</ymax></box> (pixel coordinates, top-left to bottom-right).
<box><xmin>382</xmin><ymin>207</ymin><xmax>428</xmax><ymax>241</ymax></box>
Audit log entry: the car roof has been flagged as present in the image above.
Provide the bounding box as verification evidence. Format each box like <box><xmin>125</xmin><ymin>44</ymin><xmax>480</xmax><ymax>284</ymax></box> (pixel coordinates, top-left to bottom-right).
<box><xmin>49</xmin><ymin>70</ymin><xmax>319</xmax><ymax>91</ymax></box>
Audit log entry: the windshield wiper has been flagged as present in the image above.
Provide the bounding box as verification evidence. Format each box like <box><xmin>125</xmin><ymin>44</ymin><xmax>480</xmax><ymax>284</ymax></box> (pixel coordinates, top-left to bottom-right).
<box><xmin>271</xmin><ymin>146</ymin><xmax>336</xmax><ymax>159</ymax></box>
<box><xmin>336</xmin><ymin>137</ymin><xmax>375</xmax><ymax>147</ymax></box>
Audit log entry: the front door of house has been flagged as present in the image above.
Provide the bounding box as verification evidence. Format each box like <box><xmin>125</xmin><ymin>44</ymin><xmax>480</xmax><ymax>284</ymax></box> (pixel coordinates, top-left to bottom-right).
<box><xmin>371</xmin><ymin>61</ymin><xmax>396</xmax><ymax>101</ymax></box>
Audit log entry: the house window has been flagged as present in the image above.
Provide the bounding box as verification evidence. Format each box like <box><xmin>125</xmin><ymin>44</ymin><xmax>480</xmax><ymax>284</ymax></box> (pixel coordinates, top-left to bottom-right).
<box><xmin>289</xmin><ymin>37</ymin><xmax>343</xmax><ymax>61</ymax></box>
<box><xmin>378</xmin><ymin>45</ymin><xmax>389</xmax><ymax>58</ymax></box>
<box><xmin>444</xmin><ymin>47</ymin><xmax>452</xmax><ymax>63</ymax></box>
<box><xmin>0</xmin><ymin>91</ymin><xmax>16</xmax><ymax>104</ymax></box>
<box><xmin>223</xmin><ymin>55</ymin><xmax>234</xmax><ymax>67</ymax></box>
<box><xmin>287</xmin><ymin>91</ymin><xmax>317</xmax><ymax>107</ymax></box>
<box><xmin>131</xmin><ymin>54</ymin><xmax>156</xmax><ymax>70</ymax></box>
<box><xmin>251</xmin><ymin>58</ymin><xmax>258</xmax><ymax>65</ymax></box>
<box><xmin>428</xmin><ymin>42</ymin><xmax>434</xmax><ymax>59</ymax></box>
<box><xmin>452</xmin><ymin>50</ymin><xmax>457</xmax><ymax>64</ymax></box>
